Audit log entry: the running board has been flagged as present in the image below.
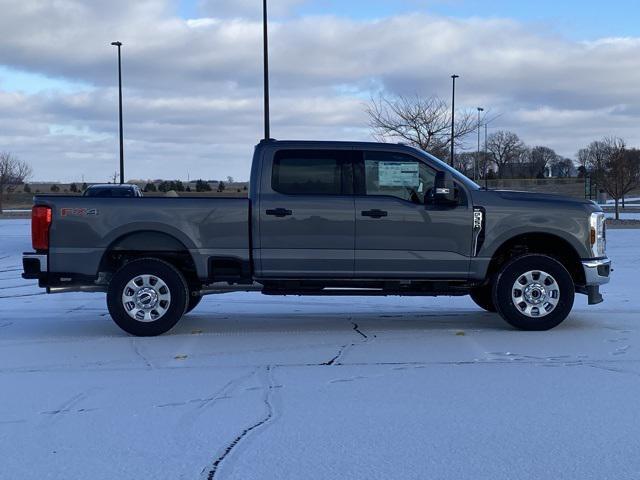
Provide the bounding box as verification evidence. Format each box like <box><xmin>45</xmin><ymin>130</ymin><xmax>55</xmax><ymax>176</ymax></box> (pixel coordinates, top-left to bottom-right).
<box><xmin>261</xmin><ymin>287</ymin><xmax>470</xmax><ymax>297</ymax></box>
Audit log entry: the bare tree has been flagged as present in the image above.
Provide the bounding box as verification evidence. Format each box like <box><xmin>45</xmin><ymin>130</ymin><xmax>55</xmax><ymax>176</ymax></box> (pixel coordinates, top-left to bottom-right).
<box><xmin>486</xmin><ymin>131</ymin><xmax>526</xmax><ymax>178</ymax></box>
<box><xmin>621</xmin><ymin>148</ymin><xmax>640</xmax><ymax>208</ymax></box>
<box><xmin>366</xmin><ymin>94</ymin><xmax>477</xmax><ymax>160</ymax></box>
<box><xmin>453</xmin><ymin>152</ymin><xmax>476</xmax><ymax>179</ymax></box>
<box><xmin>581</xmin><ymin>137</ymin><xmax>640</xmax><ymax>219</ymax></box>
<box><xmin>0</xmin><ymin>152</ymin><xmax>32</xmax><ymax>214</ymax></box>
<box><xmin>521</xmin><ymin>146</ymin><xmax>558</xmax><ymax>178</ymax></box>
<box><xmin>577</xmin><ymin>148</ymin><xmax>590</xmax><ymax>172</ymax></box>
<box><xmin>550</xmin><ymin>157</ymin><xmax>575</xmax><ymax>178</ymax></box>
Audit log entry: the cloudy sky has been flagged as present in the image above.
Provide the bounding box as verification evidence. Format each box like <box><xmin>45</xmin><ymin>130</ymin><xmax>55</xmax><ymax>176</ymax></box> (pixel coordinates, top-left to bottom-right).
<box><xmin>1</xmin><ymin>0</ymin><xmax>639</xmax><ymax>182</ymax></box>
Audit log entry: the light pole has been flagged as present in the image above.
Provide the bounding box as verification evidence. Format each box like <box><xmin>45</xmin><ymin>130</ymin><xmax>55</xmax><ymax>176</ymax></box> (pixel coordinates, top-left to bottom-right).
<box><xmin>450</xmin><ymin>74</ymin><xmax>459</xmax><ymax>167</ymax></box>
<box><xmin>476</xmin><ymin>107</ymin><xmax>484</xmax><ymax>181</ymax></box>
<box><xmin>111</xmin><ymin>41</ymin><xmax>124</xmax><ymax>184</ymax></box>
<box><xmin>484</xmin><ymin>122</ymin><xmax>489</xmax><ymax>189</ymax></box>
<box><xmin>262</xmin><ymin>0</ymin><xmax>270</xmax><ymax>140</ymax></box>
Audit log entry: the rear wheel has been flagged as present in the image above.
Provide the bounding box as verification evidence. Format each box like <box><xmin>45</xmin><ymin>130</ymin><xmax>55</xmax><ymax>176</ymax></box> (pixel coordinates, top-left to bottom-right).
<box><xmin>469</xmin><ymin>284</ymin><xmax>496</xmax><ymax>312</ymax></box>
<box><xmin>493</xmin><ymin>254</ymin><xmax>574</xmax><ymax>331</ymax></box>
<box><xmin>107</xmin><ymin>258</ymin><xmax>188</xmax><ymax>336</ymax></box>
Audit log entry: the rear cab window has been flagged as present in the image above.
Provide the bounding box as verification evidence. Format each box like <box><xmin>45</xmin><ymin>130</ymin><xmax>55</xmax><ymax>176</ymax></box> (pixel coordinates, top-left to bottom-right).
<box><xmin>271</xmin><ymin>149</ymin><xmax>353</xmax><ymax>195</ymax></box>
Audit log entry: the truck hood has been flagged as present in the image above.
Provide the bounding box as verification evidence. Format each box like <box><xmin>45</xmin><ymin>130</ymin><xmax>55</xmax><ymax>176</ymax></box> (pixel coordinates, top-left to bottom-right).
<box><xmin>486</xmin><ymin>189</ymin><xmax>598</xmax><ymax>208</ymax></box>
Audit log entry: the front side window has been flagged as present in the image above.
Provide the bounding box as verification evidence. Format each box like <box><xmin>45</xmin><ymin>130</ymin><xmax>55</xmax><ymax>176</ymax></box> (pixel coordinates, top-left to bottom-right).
<box><xmin>272</xmin><ymin>150</ymin><xmax>350</xmax><ymax>195</ymax></box>
<box><xmin>363</xmin><ymin>151</ymin><xmax>436</xmax><ymax>204</ymax></box>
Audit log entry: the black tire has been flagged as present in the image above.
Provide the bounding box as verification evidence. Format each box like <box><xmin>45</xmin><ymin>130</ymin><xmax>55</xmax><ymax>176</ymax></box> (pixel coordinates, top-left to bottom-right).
<box><xmin>107</xmin><ymin>258</ymin><xmax>189</xmax><ymax>336</ymax></box>
<box><xmin>493</xmin><ymin>254</ymin><xmax>575</xmax><ymax>331</ymax></box>
<box><xmin>469</xmin><ymin>284</ymin><xmax>496</xmax><ymax>312</ymax></box>
<box><xmin>185</xmin><ymin>293</ymin><xmax>203</xmax><ymax>314</ymax></box>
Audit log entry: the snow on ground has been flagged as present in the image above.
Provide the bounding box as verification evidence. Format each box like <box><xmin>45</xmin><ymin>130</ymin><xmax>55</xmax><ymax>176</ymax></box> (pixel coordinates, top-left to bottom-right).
<box><xmin>1</xmin><ymin>219</ymin><xmax>640</xmax><ymax>480</ymax></box>
<box><xmin>605</xmin><ymin>211</ymin><xmax>640</xmax><ymax>220</ymax></box>
<box><xmin>603</xmin><ymin>196</ymin><xmax>640</xmax><ymax>205</ymax></box>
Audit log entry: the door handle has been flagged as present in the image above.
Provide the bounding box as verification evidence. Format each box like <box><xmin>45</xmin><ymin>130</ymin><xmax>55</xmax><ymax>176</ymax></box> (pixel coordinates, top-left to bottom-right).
<box><xmin>266</xmin><ymin>208</ymin><xmax>292</xmax><ymax>217</ymax></box>
<box><xmin>361</xmin><ymin>209</ymin><xmax>388</xmax><ymax>219</ymax></box>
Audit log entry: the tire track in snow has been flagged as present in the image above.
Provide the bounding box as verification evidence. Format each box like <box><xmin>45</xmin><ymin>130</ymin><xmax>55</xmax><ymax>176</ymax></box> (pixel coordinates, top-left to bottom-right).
<box><xmin>131</xmin><ymin>339</ymin><xmax>153</xmax><ymax>369</ymax></box>
<box><xmin>0</xmin><ymin>292</ymin><xmax>45</xmax><ymax>299</ymax></box>
<box><xmin>202</xmin><ymin>365</ymin><xmax>276</xmax><ymax>480</ymax></box>
<box><xmin>198</xmin><ymin>368</ymin><xmax>259</xmax><ymax>411</ymax></box>
<box><xmin>40</xmin><ymin>391</ymin><xmax>90</xmax><ymax>425</ymax></box>
<box><xmin>0</xmin><ymin>283</ymin><xmax>38</xmax><ymax>290</ymax></box>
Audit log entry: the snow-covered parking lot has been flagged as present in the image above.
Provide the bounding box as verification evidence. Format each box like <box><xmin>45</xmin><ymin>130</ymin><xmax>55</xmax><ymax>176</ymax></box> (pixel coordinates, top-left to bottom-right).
<box><xmin>1</xmin><ymin>219</ymin><xmax>639</xmax><ymax>480</ymax></box>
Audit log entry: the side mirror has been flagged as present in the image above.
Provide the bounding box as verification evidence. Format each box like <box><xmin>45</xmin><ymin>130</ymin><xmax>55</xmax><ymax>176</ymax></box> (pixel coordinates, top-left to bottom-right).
<box><xmin>433</xmin><ymin>171</ymin><xmax>456</xmax><ymax>204</ymax></box>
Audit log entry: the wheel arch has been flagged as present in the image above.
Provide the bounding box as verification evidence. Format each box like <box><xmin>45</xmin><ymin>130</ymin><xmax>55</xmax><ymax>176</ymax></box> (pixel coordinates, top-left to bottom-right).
<box><xmin>486</xmin><ymin>232</ymin><xmax>586</xmax><ymax>286</ymax></box>
<box><xmin>99</xmin><ymin>230</ymin><xmax>199</xmax><ymax>285</ymax></box>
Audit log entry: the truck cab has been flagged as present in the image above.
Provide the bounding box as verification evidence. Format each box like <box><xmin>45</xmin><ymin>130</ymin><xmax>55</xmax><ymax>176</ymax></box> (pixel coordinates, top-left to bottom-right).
<box><xmin>23</xmin><ymin>140</ymin><xmax>611</xmax><ymax>336</ymax></box>
<box><xmin>253</xmin><ymin>141</ymin><xmax>475</xmax><ymax>279</ymax></box>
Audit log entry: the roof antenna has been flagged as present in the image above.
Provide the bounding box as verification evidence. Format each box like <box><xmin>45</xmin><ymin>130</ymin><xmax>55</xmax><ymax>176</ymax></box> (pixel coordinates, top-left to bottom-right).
<box><xmin>262</xmin><ymin>0</ymin><xmax>271</xmax><ymax>141</ymax></box>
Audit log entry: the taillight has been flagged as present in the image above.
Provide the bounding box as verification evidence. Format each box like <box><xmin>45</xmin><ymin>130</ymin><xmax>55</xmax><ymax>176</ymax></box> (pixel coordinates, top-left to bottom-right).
<box><xmin>32</xmin><ymin>206</ymin><xmax>52</xmax><ymax>251</ymax></box>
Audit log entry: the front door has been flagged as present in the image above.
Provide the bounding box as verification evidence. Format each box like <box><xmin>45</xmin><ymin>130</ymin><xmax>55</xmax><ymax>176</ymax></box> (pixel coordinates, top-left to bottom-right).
<box><xmin>258</xmin><ymin>148</ymin><xmax>355</xmax><ymax>278</ymax></box>
<box><xmin>354</xmin><ymin>150</ymin><xmax>473</xmax><ymax>278</ymax></box>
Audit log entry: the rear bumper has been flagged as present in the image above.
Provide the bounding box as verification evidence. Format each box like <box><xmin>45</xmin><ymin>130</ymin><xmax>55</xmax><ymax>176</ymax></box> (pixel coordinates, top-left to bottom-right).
<box><xmin>22</xmin><ymin>253</ymin><xmax>47</xmax><ymax>279</ymax></box>
<box><xmin>23</xmin><ymin>252</ymin><xmax>104</xmax><ymax>292</ymax></box>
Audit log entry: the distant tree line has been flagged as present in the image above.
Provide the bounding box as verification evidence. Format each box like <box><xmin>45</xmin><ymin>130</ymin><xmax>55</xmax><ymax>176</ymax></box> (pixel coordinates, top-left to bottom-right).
<box><xmin>141</xmin><ymin>179</ymin><xmax>247</xmax><ymax>194</ymax></box>
<box><xmin>0</xmin><ymin>152</ymin><xmax>32</xmax><ymax>214</ymax></box>
<box><xmin>456</xmin><ymin>134</ymin><xmax>575</xmax><ymax>180</ymax></box>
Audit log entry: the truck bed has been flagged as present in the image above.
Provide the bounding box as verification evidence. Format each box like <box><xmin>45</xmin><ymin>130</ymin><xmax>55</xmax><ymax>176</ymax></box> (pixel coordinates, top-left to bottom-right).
<box><xmin>33</xmin><ymin>195</ymin><xmax>250</xmax><ymax>281</ymax></box>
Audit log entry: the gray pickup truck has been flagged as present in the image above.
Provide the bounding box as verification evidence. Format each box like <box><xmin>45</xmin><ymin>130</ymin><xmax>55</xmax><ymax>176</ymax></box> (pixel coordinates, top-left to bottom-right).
<box><xmin>23</xmin><ymin>140</ymin><xmax>610</xmax><ymax>336</ymax></box>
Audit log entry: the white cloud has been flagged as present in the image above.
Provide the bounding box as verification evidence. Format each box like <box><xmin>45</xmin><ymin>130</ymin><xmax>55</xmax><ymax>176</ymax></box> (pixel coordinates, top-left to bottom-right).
<box><xmin>0</xmin><ymin>1</ymin><xmax>639</xmax><ymax>181</ymax></box>
<box><xmin>196</xmin><ymin>0</ymin><xmax>305</xmax><ymax>19</ymax></box>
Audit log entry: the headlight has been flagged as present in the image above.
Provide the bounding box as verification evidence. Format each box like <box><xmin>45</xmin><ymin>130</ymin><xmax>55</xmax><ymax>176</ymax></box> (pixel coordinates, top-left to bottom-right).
<box><xmin>589</xmin><ymin>212</ymin><xmax>606</xmax><ymax>257</ymax></box>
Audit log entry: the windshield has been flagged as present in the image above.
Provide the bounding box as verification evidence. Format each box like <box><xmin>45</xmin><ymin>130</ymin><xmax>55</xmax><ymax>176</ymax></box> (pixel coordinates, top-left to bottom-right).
<box><xmin>409</xmin><ymin>147</ymin><xmax>482</xmax><ymax>190</ymax></box>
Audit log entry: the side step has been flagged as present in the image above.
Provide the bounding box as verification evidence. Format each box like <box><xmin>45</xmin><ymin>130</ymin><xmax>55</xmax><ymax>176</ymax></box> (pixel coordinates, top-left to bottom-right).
<box><xmin>261</xmin><ymin>287</ymin><xmax>470</xmax><ymax>297</ymax></box>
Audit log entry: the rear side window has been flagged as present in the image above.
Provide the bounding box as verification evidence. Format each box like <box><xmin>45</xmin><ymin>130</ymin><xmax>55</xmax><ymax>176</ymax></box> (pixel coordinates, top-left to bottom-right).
<box><xmin>272</xmin><ymin>150</ymin><xmax>352</xmax><ymax>195</ymax></box>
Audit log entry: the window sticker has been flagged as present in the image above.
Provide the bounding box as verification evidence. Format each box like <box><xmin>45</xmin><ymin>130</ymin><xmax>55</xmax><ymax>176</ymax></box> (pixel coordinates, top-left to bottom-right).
<box><xmin>378</xmin><ymin>162</ymin><xmax>419</xmax><ymax>187</ymax></box>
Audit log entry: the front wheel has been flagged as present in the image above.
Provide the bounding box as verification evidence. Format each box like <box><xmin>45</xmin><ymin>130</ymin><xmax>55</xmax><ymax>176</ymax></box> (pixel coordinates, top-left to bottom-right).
<box><xmin>469</xmin><ymin>284</ymin><xmax>496</xmax><ymax>312</ymax></box>
<box><xmin>107</xmin><ymin>258</ymin><xmax>189</xmax><ymax>336</ymax></box>
<box><xmin>493</xmin><ymin>254</ymin><xmax>575</xmax><ymax>331</ymax></box>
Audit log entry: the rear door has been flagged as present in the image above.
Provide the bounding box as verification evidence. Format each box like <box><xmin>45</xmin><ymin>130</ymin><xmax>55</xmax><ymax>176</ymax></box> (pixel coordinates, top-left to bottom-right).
<box><xmin>257</xmin><ymin>148</ymin><xmax>355</xmax><ymax>278</ymax></box>
<box><xmin>354</xmin><ymin>150</ymin><xmax>473</xmax><ymax>278</ymax></box>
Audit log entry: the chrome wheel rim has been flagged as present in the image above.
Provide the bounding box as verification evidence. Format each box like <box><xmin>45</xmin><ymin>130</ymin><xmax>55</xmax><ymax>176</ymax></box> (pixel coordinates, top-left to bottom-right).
<box><xmin>122</xmin><ymin>274</ymin><xmax>171</xmax><ymax>322</ymax></box>
<box><xmin>511</xmin><ymin>270</ymin><xmax>560</xmax><ymax>318</ymax></box>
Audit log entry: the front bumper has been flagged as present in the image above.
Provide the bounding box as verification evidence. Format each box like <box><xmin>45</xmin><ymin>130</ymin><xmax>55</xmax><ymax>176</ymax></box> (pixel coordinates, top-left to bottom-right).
<box><xmin>579</xmin><ymin>257</ymin><xmax>611</xmax><ymax>305</ymax></box>
<box><xmin>582</xmin><ymin>257</ymin><xmax>611</xmax><ymax>286</ymax></box>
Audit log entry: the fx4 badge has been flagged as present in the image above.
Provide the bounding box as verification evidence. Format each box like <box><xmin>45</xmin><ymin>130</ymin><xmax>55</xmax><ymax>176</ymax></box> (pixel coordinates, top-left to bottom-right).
<box><xmin>61</xmin><ymin>207</ymin><xmax>99</xmax><ymax>217</ymax></box>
